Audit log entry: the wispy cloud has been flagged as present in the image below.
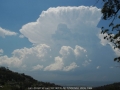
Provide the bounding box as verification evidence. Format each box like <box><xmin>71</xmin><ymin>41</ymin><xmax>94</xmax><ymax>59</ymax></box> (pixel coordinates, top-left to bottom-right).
<box><xmin>32</xmin><ymin>64</ymin><xmax>43</xmax><ymax>71</ymax></box>
<box><xmin>0</xmin><ymin>49</ymin><xmax>3</xmax><ymax>54</ymax></box>
<box><xmin>0</xmin><ymin>27</ymin><xmax>17</xmax><ymax>38</ymax></box>
<box><xmin>96</xmin><ymin>66</ymin><xmax>100</xmax><ymax>69</ymax></box>
<box><xmin>110</xmin><ymin>66</ymin><xmax>114</xmax><ymax>68</ymax></box>
<box><xmin>19</xmin><ymin>34</ymin><xmax>25</xmax><ymax>38</ymax></box>
<box><xmin>0</xmin><ymin>49</ymin><xmax>3</xmax><ymax>56</ymax></box>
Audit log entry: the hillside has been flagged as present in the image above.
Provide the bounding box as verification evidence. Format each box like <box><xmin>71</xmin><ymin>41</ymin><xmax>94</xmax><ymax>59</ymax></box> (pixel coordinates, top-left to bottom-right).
<box><xmin>92</xmin><ymin>82</ymin><xmax>120</xmax><ymax>90</ymax></box>
<box><xmin>0</xmin><ymin>66</ymin><xmax>60</xmax><ymax>90</ymax></box>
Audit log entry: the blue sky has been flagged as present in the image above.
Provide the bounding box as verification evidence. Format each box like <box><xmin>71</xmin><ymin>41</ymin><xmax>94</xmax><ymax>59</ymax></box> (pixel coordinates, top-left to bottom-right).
<box><xmin>0</xmin><ymin>0</ymin><xmax>120</xmax><ymax>86</ymax></box>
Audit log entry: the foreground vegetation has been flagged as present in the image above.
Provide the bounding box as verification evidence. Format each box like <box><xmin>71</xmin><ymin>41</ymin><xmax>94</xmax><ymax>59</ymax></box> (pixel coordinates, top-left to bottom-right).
<box><xmin>0</xmin><ymin>66</ymin><xmax>60</xmax><ymax>90</ymax></box>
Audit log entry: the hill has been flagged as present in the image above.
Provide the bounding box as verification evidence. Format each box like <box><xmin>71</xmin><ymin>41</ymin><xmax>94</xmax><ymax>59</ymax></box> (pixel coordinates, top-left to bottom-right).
<box><xmin>93</xmin><ymin>82</ymin><xmax>120</xmax><ymax>90</ymax></box>
<box><xmin>0</xmin><ymin>66</ymin><xmax>60</xmax><ymax>90</ymax></box>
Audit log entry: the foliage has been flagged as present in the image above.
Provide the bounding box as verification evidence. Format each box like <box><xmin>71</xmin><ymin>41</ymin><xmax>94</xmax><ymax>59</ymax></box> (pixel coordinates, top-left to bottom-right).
<box><xmin>100</xmin><ymin>0</ymin><xmax>120</xmax><ymax>62</ymax></box>
<box><xmin>0</xmin><ymin>66</ymin><xmax>61</xmax><ymax>90</ymax></box>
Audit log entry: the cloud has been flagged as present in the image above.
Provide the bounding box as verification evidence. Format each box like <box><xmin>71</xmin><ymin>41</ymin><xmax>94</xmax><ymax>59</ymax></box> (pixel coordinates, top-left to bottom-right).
<box><xmin>63</xmin><ymin>62</ymin><xmax>79</xmax><ymax>71</ymax></box>
<box><xmin>59</xmin><ymin>46</ymin><xmax>74</xmax><ymax>57</ymax></box>
<box><xmin>82</xmin><ymin>59</ymin><xmax>92</xmax><ymax>67</ymax></box>
<box><xmin>19</xmin><ymin>34</ymin><xmax>25</xmax><ymax>38</ymax></box>
<box><xmin>59</xmin><ymin>45</ymin><xmax>89</xmax><ymax>68</ymax></box>
<box><xmin>98</xmin><ymin>33</ymin><xmax>110</xmax><ymax>46</ymax></box>
<box><xmin>0</xmin><ymin>55</ymin><xmax>22</xmax><ymax>67</ymax></box>
<box><xmin>12</xmin><ymin>44</ymin><xmax>50</xmax><ymax>59</ymax></box>
<box><xmin>0</xmin><ymin>49</ymin><xmax>3</xmax><ymax>54</ymax></box>
<box><xmin>74</xmin><ymin>45</ymin><xmax>87</xmax><ymax>57</ymax></box>
<box><xmin>44</xmin><ymin>45</ymin><xmax>89</xmax><ymax>71</ymax></box>
<box><xmin>96</xmin><ymin>66</ymin><xmax>100</xmax><ymax>69</ymax></box>
<box><xmin>20</xmin><ymin>6</ymin><xmax>101</xmax><ymax>45</ymax></box>
<box><xmin>44</xmin><ymin>56</ymin><xmax>64</xmax><ymax>71</ymax></box>
<box><xmin>110</xmin><ymin>44</ymin><xmax>120</xmax><ymax>57</ymax></box>
<box><xmin>98</xmin><ymin>31</ymin><xmax>120</xmax><ymax>57</ymax></box>
<box><xmin>19</xmin><ymin>7</ymin><xmax>104</xmax><ymax>72</ymax></box>
<box><xmin>0</xmin><ymin>27</ymin><xmax>17</xmax><ymax>38</ymax></box>
<box><xmin>60</xmin><ymin>45</ymin><xmax>87</xmax><ymax>58</ymax></box>
<box><xmin>110</xmin><ymin>66</ymin><xmax>113</xmax><ymax>68</ymax></box>
<box><xmin>0</xmin><ymin>44</ymin><xmax>51</xmax><ymax>69</ymax></box>
<box><xmin>32</xmin><ymin>64</ymin><xmax>43</xmax><ymax>71</ymax></box>
<box><xmin>0</xmin><ymin>44</ymin><xmax>86</xmax><ymax>71</ymax></box>
<box><xmin>1</xmin><ymin>6</ymin><xmax>103</xmax><ymax>71</ymax></box>
<box><xmin>1</xmin><ymin>5</ymin><xmax>120</xmax><ymax>82</ymax></box>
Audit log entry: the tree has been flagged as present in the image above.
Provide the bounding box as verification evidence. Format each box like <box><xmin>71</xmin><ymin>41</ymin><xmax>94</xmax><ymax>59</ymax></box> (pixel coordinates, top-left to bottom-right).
<box><xmin>99</xmin><ymin>0</ymin><xmax>120</xmax><ymax>62</ymax></box>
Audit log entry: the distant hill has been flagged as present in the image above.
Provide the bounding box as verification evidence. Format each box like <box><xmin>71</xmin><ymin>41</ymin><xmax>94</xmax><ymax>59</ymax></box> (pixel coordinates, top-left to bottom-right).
<box><xmin>0</xmin><ymin>66</ymin><xmax>61</xmax><ymax>90</ymax></box>
<box><xmin>93</xmin><ymin>82</ymin><xmax>120</xmax><ymax>90</ymax></box>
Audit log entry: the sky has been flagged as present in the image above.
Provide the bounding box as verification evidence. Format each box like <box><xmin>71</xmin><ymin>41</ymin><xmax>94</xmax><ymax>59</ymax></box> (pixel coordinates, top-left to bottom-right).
<box><xmin>0</xmin><ymin>0</ymin><xmax>120</xmax><ymax>86</ymax></box>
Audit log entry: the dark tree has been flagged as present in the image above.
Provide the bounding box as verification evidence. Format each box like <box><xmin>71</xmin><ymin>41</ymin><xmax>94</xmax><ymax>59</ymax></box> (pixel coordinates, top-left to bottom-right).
<box><xmin>99</xmin><ymin>0</ymin><xmax>120</xmax><ymax>62</ymax></box>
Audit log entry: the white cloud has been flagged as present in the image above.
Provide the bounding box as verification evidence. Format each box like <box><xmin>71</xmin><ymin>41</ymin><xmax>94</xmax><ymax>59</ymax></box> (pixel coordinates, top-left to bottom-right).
<box><xmin>0</xmin><ymin>44</ymin><xmax>50</xmax><ymax>68</ymax></box>
<box><xmin>44</xmin><ymin>56</ymin><xmax>64</xmax><ymax>71</ymax></box>
<box><xmin>20</xmin><ymin>6</ymin><xmax>101</xmax><ymax>44</ymax></box>
<box><xmin>60</xmin><ymin>45</ymin><xmax>87</xmax><ymax>58</ymax></box>
<box><xmin>0</xmin><ymin>6</ymin><xmax>102</xmax><ymax>71</ymax></box>
<box><xmin>59</xmin><ymin>45</ymin><xmax>89</xmax><ymax>69</ymax></box>
<box><xmin>0</xmin><ymin>55</ymin><xmax>22</xmax><ymax>67</ymax></box>
<box><xmin>0</xmin><ymin>5</ymin><xmax>118</xmax><ymax>81</ymax></box>
<box><xmin>0</xmin><ymin>27</ymin><xmax>17</xmax><ymax>38</ymax></box>
<box><xmin>63</xmin><ymin>62</ymin><xmax>79</xmax><ymax>71</ymax></box>
<box><xmin>110</xmin><ymin>44</ymin><xmax>120</xmax><ymax>57</ymax></box>
<box><xmin>18</xmin><ymin>6</ymin><xmax>102</xmax><ymax>71</ymax></box>
<box><xmin>59</xmin><ymin>46</ymin><xmax>74</xmax><ymax>57</ymax></box>
<box><xmin>0</xmin><ymin>44</ymin><xmax>87</xmax><ymax>71</ymax></box>
<box><xmin>44</xmin><ymin>45</ymin><xmax>89</xmax><ymax>71</ymax></box>
<box><xmin>74</xmin><ymin>45</ymin><xmax>87</xmax><ymax>57</ymax></box>
<box><xmin>0</xmin><ymin>49</ymin><xmax>3</xmax><ymax>54</ymax></box>
<box><xmin>98</xmin><ymin>33</ymin><xmax>110</xmax><ymax>46</ymax></box>
<box><xmin>98</xmin><ymin>31</ymin><xmax>120</xmax><ymax>57</ymax></box>
<box><xmin>12</xmin><ymin>44</ymin><xmax>50</xmax><ymax>59</ymax></box>
<box><xmin>32</xmin><ymin>64</ymin><xmax>43</xmax><ymax>71</ymax></box>
<box><xmin>96</xmin><ymin>66</ymin><xmax>100</xmax><ymax>69</ymax></box>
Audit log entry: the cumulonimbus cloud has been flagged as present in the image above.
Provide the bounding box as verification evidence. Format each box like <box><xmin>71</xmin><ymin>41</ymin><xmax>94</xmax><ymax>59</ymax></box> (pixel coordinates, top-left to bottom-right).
<box><xmin>1</xmin><ymin>6</ymin><xmax>104</xmax><ymax>71</ymax></box>
<box><xmin>19</xmin><ymin>6</ymin><xmax>101</xmax><ymax>71</ymax></box>
<box><xmin>20</xmin><ymin>6</ymin><xmax>101</xmax><ymax>45</ymax></box>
